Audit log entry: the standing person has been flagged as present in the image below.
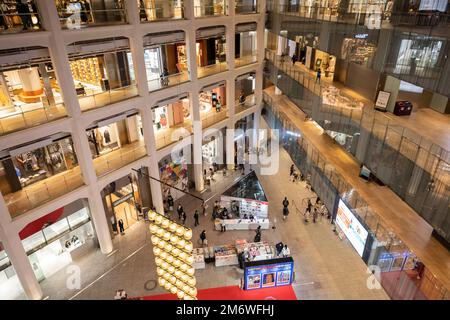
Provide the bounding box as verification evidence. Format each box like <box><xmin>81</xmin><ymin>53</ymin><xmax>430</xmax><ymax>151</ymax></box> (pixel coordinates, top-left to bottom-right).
<box><xmin>202</xmin><ymin>202</ymin><xmax>208</xmax><ymax>217</ymax></box>
<box><xmin>254</xmin><ymin>226</ymin><xmax>261</xmax><ymax>242</ymax></box>
<box><xmin>17</xmin><ymin>0</ymin><xmax>32</xmax><ymax>30</ymax></box>
<box><xmin>200</xmin><ymin>230</ymin><xmax>207</xmax><ymax>246</ymax></box>
<box><xmin>220</xmin><ymin>219</ymin><xmax>226</xmax><ymax>232</ymax></box>
<box><xmin>282</xmin><ymin>244</ymin><xmax>291</xmax><ymax>257</ymax></box>
<box><xmin>282</xmin><ymin>197</ymin><xmax>290</xmax><ymax>220</ymax></box>
<box><xmin>316</xmin><ymin>68</ymin><xmax>321</xmax><ymax>83</ymax></box>
<box><xmin>312</xmin><ymin>208</ymin><xmax>318</xmax><ymax>223</ymax></box>
<box><xmin>177</xmin><ymin>204</ymin><xmax>183</xmax><ymax>220</ymax></box>
<box><xmin>290</xmin><ymin>164</ymin><xmax>295</xmax><ymax>176</ymax></box>
<box><xmin>292</xmin><ymin>54</ymin><xmax>297</xmax><ymax>65</ymax></box>
<box><xmin>181</xmin><ymin>211</ymin><xmax>187</xmax><ymax>225</ymax></box>
<box><xmin>209</xmin><ymin>167</ymin><xmax>215</xmax><ymax>181</ymax></box>
<box><xmin>194</xmin><ymin>210</ymin><xmax>200</xmax><ymax>227</ymax></box>
<box><xmin>111</xmin><ymin>216</ymin><xmax>118</xmax><ymax>235</ymax></box>
<box><xmin>118</xmin><ymin>219</ymin><xmax>125</xmax><ymax>235</ymax></box>
<box><xmin>160</xmin><ymin>67</ymin><xmax>169</xmax><ymax>86</ymax></box>
<box><xmin>167</xmin><ymin>194</ymin><xmax>174</xmax><ymax>212</ymax></box>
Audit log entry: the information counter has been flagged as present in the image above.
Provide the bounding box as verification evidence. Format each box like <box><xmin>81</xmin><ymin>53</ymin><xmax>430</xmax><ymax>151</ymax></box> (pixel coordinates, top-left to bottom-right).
<box><xmin>214</xmin><ymin>218</ymin><xmax>270</xmax><ymax>231</ymax></box>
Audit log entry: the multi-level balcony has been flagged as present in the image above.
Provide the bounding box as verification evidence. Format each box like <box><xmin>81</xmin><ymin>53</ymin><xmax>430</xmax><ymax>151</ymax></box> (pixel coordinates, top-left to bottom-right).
<box><xmin>0</xmin><ymin>47</ymin><xmax>67</xmax><ymax>136</ymax></box>
<box><xmin>1</xmin><ymin>135</ymin><xmax>84</xmax><ymax>219</ymax></box>
<box><xmin>87</xmin><ymin>113</ymin><xmax>147</xmax><ymax>177</ymax></box>
<box><xmin>152</xmin><ymin>96</ymin><xmax>193</xmax><ymax>150</ymax></box>
<box><xmin>67</xmin><ymin>38</ymin><xmax>138</xmax><ymax>112</ymax></box>
<box><xmin>144</xmin><ymin>31</ymin><xmax>190</xmax><ymax>92</ymax></box>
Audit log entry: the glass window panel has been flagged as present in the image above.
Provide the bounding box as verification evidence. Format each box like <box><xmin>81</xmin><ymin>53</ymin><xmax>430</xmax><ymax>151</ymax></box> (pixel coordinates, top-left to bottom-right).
<box><xmin>67</xmin><ymin>208</ymin><xmax>90</xmax><ymax>228</ymax></box>
<box><xmin>21</xmin><ymin>231</ymin><xmax>46</xmax><ymax>253</ymax></box>
<box><xmin>42</xmin><ymin>219</ymin><xmax>70</xmax><ymax>241</ymax></box>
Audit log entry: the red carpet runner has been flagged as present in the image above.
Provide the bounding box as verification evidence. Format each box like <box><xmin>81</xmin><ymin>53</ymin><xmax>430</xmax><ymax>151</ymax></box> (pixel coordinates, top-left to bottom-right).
<box><xmin>143</xmin><ymin>285</ymin><xmax>297</xmax><ymax>300</ymax></box>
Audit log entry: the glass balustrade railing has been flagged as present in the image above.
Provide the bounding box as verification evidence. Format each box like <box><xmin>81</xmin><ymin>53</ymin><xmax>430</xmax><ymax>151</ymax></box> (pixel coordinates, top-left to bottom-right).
<box><xmin>235</xmin><ymin>94</ymin><xmax>256</xmax><ymax>114</ymax></box>
<box><xmin>78</xmin><ymin>83</ymin><xmax>138</xmax><ymax>112</ymax></box>
<box><xmin>93</xmin><ymin>142</ymin><xmax>147</xmax><ymax>177</ymax></box>
<box><xmin>139</xmin><ymin>3</ymin><xmax>185</xmax><ymax>22</ymax></box>
<box><xmin>0</xmin><ymin>102</ymin><xmax>67</xmax><ymax>136</ymax></box>
<box><xmin>194</xmin><ymin>1</ymin><xmax>227</xmax><ymax>18</ymax></box>
<box><xmin>0</xmin><ymin>11</ymin><xmax>42</xmax><ymax>34</ymax></box>
<box><xmin>235</xmin><ymin>3</ymin><xmax>259</xmax><ymax>15</ymax></box>
<box><xmin>155</xmin><ymin>123</ymin><xmax>193</xmax><ymax>150</ymax></box>
<box><xmin>235</xmin><ymin>54</ymin><xmax>258</xmax><ymax>68</ymax></box>
<box><xmin>201</xmin><ymin>106</ymin><xmax>228</xmax><ymax>129</ymax></box>
<box><xmin>4</xmin><ymin>168</ymin><xmax>84</xmax><ymax>219</ymax></box>
<box><xmin>147</xmin><ymin>72</ymin><xmax>189</xmax><ymax>92</ymax></box>
<box><xmin>198</xmin><ymin>61</ymin><xmax>228</xmax><ymax>78</ymax></box>
<box><xmin>58</xmin><ymin>8</ymin><xmax>127</xmax><ymax>29</ymax></box>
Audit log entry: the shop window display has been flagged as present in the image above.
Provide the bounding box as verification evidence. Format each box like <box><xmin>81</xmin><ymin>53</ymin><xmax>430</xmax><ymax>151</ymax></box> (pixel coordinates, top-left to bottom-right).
<box><xmin>152</xmin><ymin>99</ymin><xmax>191</xmax><ymax>132</ymax></box>
<box><xmin>196</xmin><ymin>30</ymin><xmax>227</xmax><ymax>76</ymax></box>
<box><xmin>20</xmin><ymin>207</ymin><xmax>95</xmax><ymax>280</ymax></box>
<box><xmin>6</xmin><ymin>137</ymin><xmax>78</xmax><ymax>190</ymax></box>
<box><xmin>341</xmin><ymin>37</ymin><xmax>377</xmax><ymax>67</ymax></box>
<box><xmin>159</xmin><ymin>152</ymin><xmax>190</xmax><ymax>200</ymax></box>
<box><xmin>194</xmin><ymin>0</ymin><xmax>226</xmax><ymax>17</ymax></box>
<box><xmin>0</xmin><ymin>0</ymin><xmax>41</xmax><ymax>33</ymax></box>
<box><xmin>55</xmin><ymin>0</ymin><xmax>126</xmax><ymax>29</ymax></box>
<box><xmin>139</xmin><ymin>0</ymin><xmax>184</xmax><ymax>21</ymax></box>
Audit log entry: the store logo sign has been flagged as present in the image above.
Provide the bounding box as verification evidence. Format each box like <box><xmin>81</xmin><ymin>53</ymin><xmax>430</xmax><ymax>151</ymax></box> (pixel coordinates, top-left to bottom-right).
<box><xmin>354</xmin><ymin>34</ymin><xmax>369</xmax><ymax>39</ymax></box>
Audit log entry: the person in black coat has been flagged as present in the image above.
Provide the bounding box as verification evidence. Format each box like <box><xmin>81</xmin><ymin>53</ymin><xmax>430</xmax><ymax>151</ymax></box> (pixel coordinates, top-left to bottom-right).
<box><xmin>194</xmin><ymin>210</ymin><xmax>199</xmax><ymax>226</ymax></box>
<box><xmin>118</xmin><ymin>219</ymin><xmax>125</xmax><ymax>234</ymax></box>
<box><xmin>17</xmin><ymin>0</ymin><xmax>32</xmax><ymax>30</ymax></box>
<box><xmin>177</xmin><ymin>204</ymin><xmax>183</xmax><ymax>220</ymax></box>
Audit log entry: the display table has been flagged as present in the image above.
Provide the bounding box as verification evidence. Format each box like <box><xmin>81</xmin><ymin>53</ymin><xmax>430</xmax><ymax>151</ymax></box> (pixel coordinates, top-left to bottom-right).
<box><xmin>214</xmin><ymin>218</ymin><xmax>270</xmax><ymax>231</ymax></box>
<box><xmin>236</xmin><ymin>241</ymin><xmax>275</xmax><ymax>262</ymax></box>
<box><xmin>214</xmin><ymin>245</ymin><xmax>239</xmax><ymax>267</ymax></box>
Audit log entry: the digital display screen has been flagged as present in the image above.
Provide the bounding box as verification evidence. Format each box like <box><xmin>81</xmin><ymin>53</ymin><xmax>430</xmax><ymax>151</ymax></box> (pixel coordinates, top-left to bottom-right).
<box><xmin>244</xmin><ymin>261</ymin><xmax>294</xmax><ymax>290</ymax></box>
<box><xmin>335</xmin><ymin>199</ymin><xmax>369</xmax><ymax>257</ymax></box>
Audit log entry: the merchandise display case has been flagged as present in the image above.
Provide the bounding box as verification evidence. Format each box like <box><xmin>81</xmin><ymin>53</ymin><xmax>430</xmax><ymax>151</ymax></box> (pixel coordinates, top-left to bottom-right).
<box><xmin>69</xmin><ymin>57</ymin><xmax>103</xmax><ymax>87</ymax></box>
<box><xmin>192</xmin><ymin>248</ymin><xmax>206</xmax><ymax>269</ymax></box>
<box><xmin>214</xmin><ymin>244</ymin><xmax>239</xmax><ymax>267</ymax></box>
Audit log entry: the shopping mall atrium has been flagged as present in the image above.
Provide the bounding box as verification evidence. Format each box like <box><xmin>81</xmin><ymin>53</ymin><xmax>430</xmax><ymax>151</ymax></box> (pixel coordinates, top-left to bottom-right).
<box><xmin>0</xmin><ymin>0</ymin><xmax>449</xmax><ymax>302</ymax></box>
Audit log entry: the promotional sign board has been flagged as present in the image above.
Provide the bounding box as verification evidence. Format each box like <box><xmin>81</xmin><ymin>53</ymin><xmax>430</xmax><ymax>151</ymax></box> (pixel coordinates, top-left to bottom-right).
<box><xmin>244</xmin><ymin>258</ymin><xmax>294</xmax><ymax>290</ymax></box>
<box><xmin>335</xmin><ymin>200</ymin><xmax>369</xmax><ymax>257</ymax></box>
<box><xmin>375</xmin><ymin>90</ymin><xmax>390</xmax><ymax>111</ymax></box>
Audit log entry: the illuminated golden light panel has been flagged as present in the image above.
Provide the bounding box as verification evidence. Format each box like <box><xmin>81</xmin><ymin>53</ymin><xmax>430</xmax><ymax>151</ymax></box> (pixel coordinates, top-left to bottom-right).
<box><xmin>148</xmin><ymin>210</ymin><xmax>198</xmax><ymax>300</ymax></box>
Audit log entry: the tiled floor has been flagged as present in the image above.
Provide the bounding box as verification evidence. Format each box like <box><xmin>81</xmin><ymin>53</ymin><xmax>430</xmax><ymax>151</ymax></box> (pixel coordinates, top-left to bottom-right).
<box><xmin>23</xmin><ymin>148</ymin><xmax>389</xmax><ymax>300</ymax></box>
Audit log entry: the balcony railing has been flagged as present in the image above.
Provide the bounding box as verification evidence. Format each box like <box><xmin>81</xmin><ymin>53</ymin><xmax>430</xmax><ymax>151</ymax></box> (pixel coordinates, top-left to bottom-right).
<box><xmin>235</xmin><ymin>53</ymin><xmax>258</xmax><ymax>68</ymax></box>
<box><xmin>273</xmin><ymin>4</ymin><xmax>450</xmax><ymax>30</ymax></box>
<box><xmin>4</xmin><ymin>168</ymin><xmax>84</xmax><ymax>219</ymax></box>
<box><xmin>0</xmin><ymin>102</ymin><xmax>67</xmax><ymax>136</ymax></box>
<box><xmin>201</xmin><ymin>106</ymin><xmax>228</xmax><ymax>129</ymax></box>
<box><xmin>148</xmin><ymin>72</ymin><xmax>189</xmax><ymax>92</ymax></box>
<box><xmin>93</xmin><ymin>142</ymin><xmax>147</xmax><ymax>177</ymax></box>
<box><xmin>198</xmin><ymin>61</ymin><xmax>228</xmax><ymax>78</ymax></box>
<box><xmin>235</xmin><ymin>94</ymin><xmax>256</xmax><ymax>114</ymax></box>
<box><xmin>58</xmin><ymin>8</ymin><xmax>127</xmax><ymax>29</ymax></box>
<box><xmin>78</xmin><ymin>83</ymin><xmax>138</xmax><ymax>112</ymax></box>
<box><xmin>235</xmin><ymin>3</ymin><xmax>259</xmax><ymax>14</ymax></box>
<box><xmin>139</xmin><ymin>4</ymin><xmax>184</xmax><ymax>22</ymax></box>
<box><xmin>0</xmin><ymin>11</ymin><xmax>42</xmax><ymax>34</ymax></box>
<box><xmin>194</xmin><ymin>1</ymin><xmax>227</xmax><ymax>18</ymax></box>
<box><xmin>155</xmin><ymin>123</ymin><xmax>193</xmax><ymax>150</ymax></box>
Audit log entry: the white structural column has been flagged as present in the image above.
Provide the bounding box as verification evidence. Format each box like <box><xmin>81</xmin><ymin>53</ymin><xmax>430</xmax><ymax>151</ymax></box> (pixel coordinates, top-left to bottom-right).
<box><xmin>225</xmin><ymin>20</ymin><xmax>235</xmax><ymax>71</ymax></box>
<box><xmin>125</xmin><ymin>0</ymin><xmax>164</xmax><ymax>214</ymax></box>
<box><xmin>190</xmin><ymin>90</ymin><xmax>205</xmax><ymax>192</ymax></box>
<box><xmin>36</xmin><ymin>0</ymin><xmax>113</xmax><ymax>254</ymax></box>
<box><xmin>0</xmin><ymin>198</ymin><xmax>43</xmax><ymax>300</ymax></box>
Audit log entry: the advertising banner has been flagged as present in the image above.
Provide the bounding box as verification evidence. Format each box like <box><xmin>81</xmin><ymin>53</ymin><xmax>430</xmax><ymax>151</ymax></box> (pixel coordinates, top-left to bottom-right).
<box><xmin>335</xmin><ymin>199</ymin><xmax>369</xmax><ymax>257</ymax></box>
<box><xmin>244</xmin><ymin>259</ymin><xmax>294</xmax><ymax>290</ymax></box>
